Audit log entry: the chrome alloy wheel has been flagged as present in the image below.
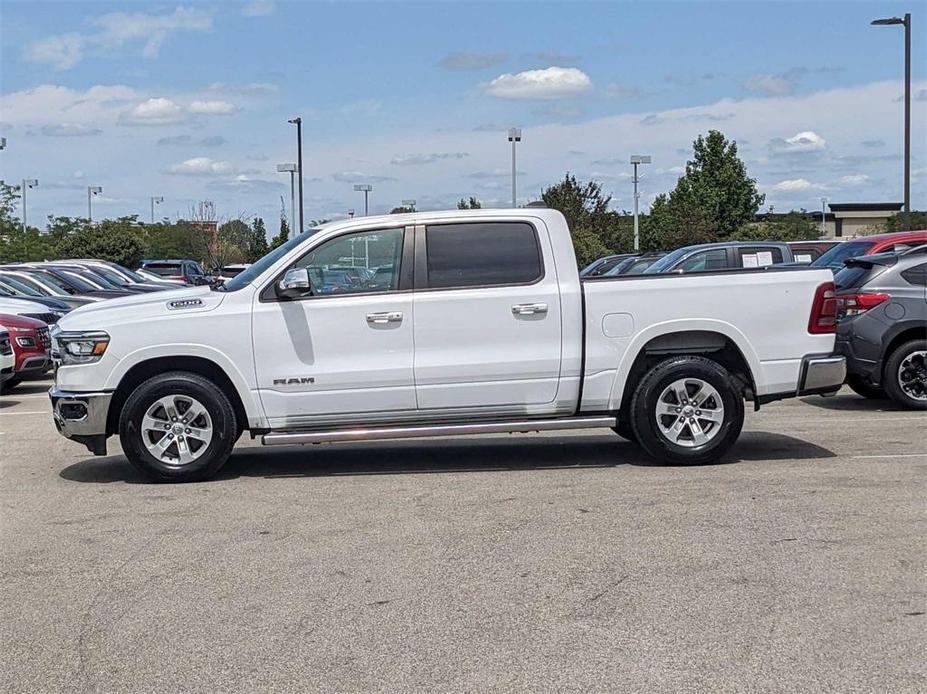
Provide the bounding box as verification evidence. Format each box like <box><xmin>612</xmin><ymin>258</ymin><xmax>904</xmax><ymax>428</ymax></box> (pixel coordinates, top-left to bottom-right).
<box><xmin>898</xmin><ymin>350</ymin><xmax>927</xmax><ymax>401</ymax></box>
<box><xmin>141</xmin><ymin>394</ymin><xmax>213</xmax><ymax>465</ymax></box>
<box><xmin>654</xmin><ymin>378</ymin><xmax>725</xmax><ymax>447</ymax></box>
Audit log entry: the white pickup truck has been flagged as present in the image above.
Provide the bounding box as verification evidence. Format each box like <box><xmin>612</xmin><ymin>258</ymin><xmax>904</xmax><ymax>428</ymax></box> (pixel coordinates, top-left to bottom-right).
<box><xmin>50</xmin><ymin>209</ymin><xmax>845</xmax><ymax>482</ymax></box>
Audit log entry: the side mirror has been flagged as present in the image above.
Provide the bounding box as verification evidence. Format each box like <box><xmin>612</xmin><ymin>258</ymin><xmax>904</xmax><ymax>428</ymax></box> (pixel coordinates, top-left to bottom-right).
<box><xmin>276</xmin><ymin>267</ymin><xmax>313</xmax><ymax>299</ymax></box>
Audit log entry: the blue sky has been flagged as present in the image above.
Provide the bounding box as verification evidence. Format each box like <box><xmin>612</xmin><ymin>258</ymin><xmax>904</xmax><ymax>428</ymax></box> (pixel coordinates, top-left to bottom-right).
<box><xmin>1</xmin><ymin>0</ymin><xmax>924</xmax><ymax>228</ymax></box>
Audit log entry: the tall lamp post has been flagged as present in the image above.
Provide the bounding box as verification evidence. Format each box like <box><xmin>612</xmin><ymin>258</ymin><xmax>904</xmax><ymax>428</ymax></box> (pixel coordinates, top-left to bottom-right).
<box><xmin>630</xmin><ymin>155</ymin><xmax>651</xmax><ymax>252</ymax></box>
<box><xmin>21</xmin><ymin>179</ymin><xmax>38</xmax><ymax>232</ymax></box>
<box><xmin>87</xmin><ymin>186</ymin><xmax>102</xmax><ymax>221</ymax></box>
<box><xmin>150</xmin><ymin>196</ymin><xmax>163</xmax><ymax>224</ymax></box>
<box><xmin>0</xmin><ymin>137</ymin><xmax>7</xmax><ymax>150</ymax></box>
<box><xmin>402</xmin><ymin>198</ymin><xmax>416</xmax><ymax>212</ymax></box>
<box><xmin>276</xmin><ymin>163</ymin><xmax>297</xmax><ymax>239</ymax></box>
<box><xmin>354</xmin><ymin>184</ymin><xmax>373</xmax><ymax>215</ymax></box>
<box><xmin>871</xmin><ymin>13</ymin><xmax>911</xmax><ymax>213</ymax></box>
<box><xmin>507</xmin><ymin>127</ymin><xmax>522</xmax><ymax>208</ymax></box>
<box><xmin>287</xmin><ymin>117</ymin><xmax>304</xmax><ymax>232</ymax></box>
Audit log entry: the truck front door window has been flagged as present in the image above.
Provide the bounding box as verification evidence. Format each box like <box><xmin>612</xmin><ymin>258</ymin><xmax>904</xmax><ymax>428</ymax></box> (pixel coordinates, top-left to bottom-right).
<box><xmin>679</xmin><ymin>249</ymin><xmax>727</xmax><ymax>272</ymax></box>
<box><xmin>293</xmin><ymin>228</ymin><xmax>404</xmax><ymax>296</ymax></box>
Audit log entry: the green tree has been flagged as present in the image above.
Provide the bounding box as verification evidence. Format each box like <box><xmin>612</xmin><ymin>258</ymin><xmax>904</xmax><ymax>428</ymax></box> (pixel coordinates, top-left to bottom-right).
<box><xmin>270</xmin><ymin>215</ymin><xmax>290</xmax><ymax>249</ymax></box>
<box><xmin>739</xmin><ymin>209</ymin><xmax>823</xmax><ymax>242</ymax></box>
<box><xmin>144</xmin><ymin>221</ymin><xmax>212</xmax><ymax>263</ymax></box>
<box><xmin>390</xmin><ymin>206</ymin><xmax>413</xmax><ymax>214</ymax></box>
<box><xmin>885</xmin><ymin>210</ymin><xmax>927</xmax><ymax>232</ymax></box>
<box><xmin>248</xmin><ymin>217</ymin><xmax>270</xmax><ymax>262</ymax></box>
<box><xmin>457</xmin><ymin>196</ymin><xmax>482</xmax><ymax>209</ymax></box>
<box><xmin>646</xmin><ymin>130</ymin><xmax>764</xmax><ymax>249</ymax></box>
<box><xmin>56</xmin><ymin>216</ymin><xmax>149</xmax><ymax>267</ymax></box>
<box><xmin>541</xmin><ymin>174</ymin><xmax>621</xmax><ymax>265</ymax></box>
<box><xmin>0</xmin><ymin>183</ymin><xmax>56</xmax><ymax>261</ymax></box>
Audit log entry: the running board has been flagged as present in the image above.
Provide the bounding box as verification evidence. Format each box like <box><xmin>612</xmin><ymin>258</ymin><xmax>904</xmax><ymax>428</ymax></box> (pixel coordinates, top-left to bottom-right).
<box><xmin>261</xmin><ymin>416</ymin><xmax>617</xmax><ymax>446</ymax></box>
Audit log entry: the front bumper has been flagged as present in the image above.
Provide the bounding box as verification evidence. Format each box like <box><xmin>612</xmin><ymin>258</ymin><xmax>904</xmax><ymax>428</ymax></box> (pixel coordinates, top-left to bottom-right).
<box><xmin>49</xmin><ymin>386</ymin><xmax>113</xmax><ymax>455</ymax></box>
<box><xmin>798</xmin><ymin>355</ymin><xmax>846</xmax><ymax>395</ymax></box>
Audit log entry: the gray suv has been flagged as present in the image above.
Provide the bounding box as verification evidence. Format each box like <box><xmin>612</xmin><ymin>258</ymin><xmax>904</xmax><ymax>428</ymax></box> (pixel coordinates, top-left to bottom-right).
<box><xmin>644</xmin><ymin>241</ymin><xmax>794</xmax><ymax>274</ymax></box>
<box><xmin>834</xmin><ymin>252</ymin><xmax>927</xmax><ymax>409</ymax></box>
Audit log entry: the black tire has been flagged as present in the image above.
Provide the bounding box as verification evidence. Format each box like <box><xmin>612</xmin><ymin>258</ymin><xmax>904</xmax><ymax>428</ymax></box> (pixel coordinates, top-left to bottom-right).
<box><xmin>883</xmin><ymin>339</ymin><xmax>927</xmax><ymax>410</ymax></box>
<box><xmin>0</xmin><ymin>377</ymin><xmax>22</xmax><ymax>393</ymax></box>
<box><xmin>630</xmin><ymin>356</ymin><xmax>744</xmax><ymax>465</ymax></box>
<box><xmin>845</xmin><ymin>373</ymin><xmax>885</xmax><ymax>400</ymax></box>
<box><xmin>119</xmin><ymin>371</ymin><xmax>237</xmax><ymax>482</ymax></box>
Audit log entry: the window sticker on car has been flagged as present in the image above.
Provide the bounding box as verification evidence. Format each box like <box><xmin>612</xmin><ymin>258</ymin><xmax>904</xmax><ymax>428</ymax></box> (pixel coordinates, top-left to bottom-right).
<box><xmin>742</xmin><ymin>254</ymin><xmax>759</xmax><ymax>268</ymax></box>
<box><xmin>795</xmin><ymin>253</ymin><xmax>812</xmax><ymax>263</ymax></box>
<box><xmin>756</xmin><ymin>251</ymin><xmax>774</xmax><ymax>266</ymax></box>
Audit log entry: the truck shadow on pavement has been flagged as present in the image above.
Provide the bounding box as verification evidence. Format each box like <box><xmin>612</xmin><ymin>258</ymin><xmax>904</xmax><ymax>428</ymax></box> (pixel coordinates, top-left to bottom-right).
<box><xmin>799</xmin><ymin>393</ymin><xmax>906</xmax><ymax>412</ymax></box>
<box><xmin>59</xmin><ymin>431</ymin><xmax>836</xmax><ymax>484</ymax></box>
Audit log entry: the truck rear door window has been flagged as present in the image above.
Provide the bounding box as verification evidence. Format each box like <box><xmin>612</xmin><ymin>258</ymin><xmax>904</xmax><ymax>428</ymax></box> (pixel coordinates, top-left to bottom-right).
<box><xmin>424</xmin><ymin>222</ymin><xmax>542</xmax><ymax>289</ymax></box>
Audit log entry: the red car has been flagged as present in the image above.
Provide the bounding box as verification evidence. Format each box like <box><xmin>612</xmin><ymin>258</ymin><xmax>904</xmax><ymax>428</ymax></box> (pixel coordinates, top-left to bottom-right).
<box><xmin>788</xmin><ymin>240</ymin><xmax>840</xmax><ymax>263</ymax></box>
<box><xmin>811</xmin><ymin>230</ymin><xmax>927</xmax><ymax>271</ymax></box>
<box><xmin>0</xmin><ymin>313</ymin><xmax>52</xmax><ymax>392</ymax></box>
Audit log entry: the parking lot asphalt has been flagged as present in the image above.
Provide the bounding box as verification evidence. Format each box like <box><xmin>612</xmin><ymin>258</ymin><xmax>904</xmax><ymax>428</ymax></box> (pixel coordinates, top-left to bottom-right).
<box><xmin>1</xmin><ymin>378</ymin><xmax>925</xmax><ymax>693</ymax></box>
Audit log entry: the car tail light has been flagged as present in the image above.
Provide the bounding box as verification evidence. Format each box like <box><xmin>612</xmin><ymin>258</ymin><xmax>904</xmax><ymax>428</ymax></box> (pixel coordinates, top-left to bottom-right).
<box><xmin>808</xmin><ymin>282</ymin><xmax>837</xmax><ymax>334</ymax></box>
<box><xmin>836</xmin><ymin>292</ymin><xmax>890</xmax><ymax>318</ymax></box>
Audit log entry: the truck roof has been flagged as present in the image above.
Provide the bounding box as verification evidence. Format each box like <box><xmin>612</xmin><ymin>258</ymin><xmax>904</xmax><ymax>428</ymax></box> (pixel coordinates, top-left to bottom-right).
<box><xmin>312</xmin><ymin>208</ymin><xmax>564</xmax><ymax>235</ymax></box>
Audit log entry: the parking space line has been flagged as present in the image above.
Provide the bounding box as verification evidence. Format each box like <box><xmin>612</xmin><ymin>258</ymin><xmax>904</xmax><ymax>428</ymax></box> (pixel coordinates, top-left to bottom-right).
<box><xmin>0</xmin><ymin>411</ymin><xmax>48</xmax><ymax>416</ymax></box>
<box><xmin>850</xmin><ymin>453</ymin><xmax>927</xmax><ymax>459</ymax></box>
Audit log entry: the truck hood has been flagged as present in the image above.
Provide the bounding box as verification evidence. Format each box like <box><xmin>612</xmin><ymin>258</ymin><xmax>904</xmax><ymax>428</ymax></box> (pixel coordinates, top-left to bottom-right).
<box><xmin>57</xmin><ymin>285</ymin><xmax>226</xmax><ymax>331</ymax></box>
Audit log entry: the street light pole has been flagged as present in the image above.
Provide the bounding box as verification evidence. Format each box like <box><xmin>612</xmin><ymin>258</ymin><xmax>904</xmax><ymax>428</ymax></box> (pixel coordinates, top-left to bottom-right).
<box><xmin>21</xmin><ymin>179</ymin><xmax>37</xmax><ymax>232</ymax></box>
<box><xmin>507</xmin><ymin>128</ymin><xmax>522</xmax><ymax>208</ymax></box>
<box><xmin>87</xmin><ymin>186</ymin><xmax>102</xmax><ymax>221</ymax></box>
<box><xmin>288</xmin><ymin>117</ymin><xmax>304</xmax><ymax>233</ymax></box>
<box><xmin>150</xmin><ymin>196</ymin><xmax>163</xmax><ymax>224</ymax></box>
<box><xmin>630</xmin><ymin>155</ymin><xmax>651</xmax><ymax>252</ymax></box>
<box><xmin>354</xmin><ymin>184</ymin><xmax>372</xmax><ymax>216</ymax></box>
<box><xmin>820</xmin><ymin>197</ymin><xmax>828</xmax><ymax>236</ymax></box>
<box><xmin>871</xmin><ymin>13</ymin><xmax>912</xmax><ymax>213</ymax></box>
<box><xmin>277</xmin><ymin>163</ymin><xmax>297</xmax><ymax>239</ymax></box>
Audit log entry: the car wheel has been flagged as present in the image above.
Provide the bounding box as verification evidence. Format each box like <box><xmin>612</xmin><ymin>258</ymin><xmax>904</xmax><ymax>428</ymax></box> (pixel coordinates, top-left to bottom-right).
<box><xmin>630</xmin><ymin>356</ymin><xmax>744</xmax><ymax>465</ymax></box>
<box><xmin>883</xmin><ymin>339</ymin><xmax>927</xmax><ymax>410</ymax></box>
<box><xmin>119</xmin><ymin>371</ymin><xmax>237</xmax><ymax>482</ymax></box>
<box><xmin>845</xmin><ymin>373</ymin><xmax>886</xmax><ymax>400</ymax></box>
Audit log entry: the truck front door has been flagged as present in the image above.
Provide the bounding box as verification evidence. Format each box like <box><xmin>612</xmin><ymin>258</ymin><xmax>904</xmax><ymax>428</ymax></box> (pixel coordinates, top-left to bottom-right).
<box><xmin>252</xmin><ymin>225</ymin><xmax>416</xmax><ymax>429</ymax></box>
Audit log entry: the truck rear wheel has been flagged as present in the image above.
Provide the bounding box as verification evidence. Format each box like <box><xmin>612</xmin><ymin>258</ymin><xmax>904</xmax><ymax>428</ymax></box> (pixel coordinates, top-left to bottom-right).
<box><xmin>630</xmin><ymin>356</ymin><xmax>744</xmax><ymax>465</ymax></box>
<box><xmin>119</xmin><ymin>371</ymin><xmax>237</xmax><ymax>482</ymax></box>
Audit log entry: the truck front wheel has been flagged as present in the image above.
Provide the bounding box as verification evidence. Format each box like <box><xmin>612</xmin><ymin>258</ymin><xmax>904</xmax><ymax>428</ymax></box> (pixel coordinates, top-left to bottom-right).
<box><xmin>119</xmin><ymin>371</ymin><xmax>238</xmax><ymax>482</ymax></box>
<box><xmin>630</xmin><ymin>356</ymin><xmax>744</xmax><ymax>465</ymax></box>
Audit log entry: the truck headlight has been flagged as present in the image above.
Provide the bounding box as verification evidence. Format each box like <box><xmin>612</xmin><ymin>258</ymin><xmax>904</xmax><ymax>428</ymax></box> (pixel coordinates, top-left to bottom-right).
<box><xmin>56</xmin><ymin>331</ymin><xmax>110</xmax><ymax>365</ymax></box>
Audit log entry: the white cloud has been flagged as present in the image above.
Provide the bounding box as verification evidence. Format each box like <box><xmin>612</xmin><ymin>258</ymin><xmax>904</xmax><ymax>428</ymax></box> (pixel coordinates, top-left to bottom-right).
<box><xmin>768</xmin><ymin>130</ymin><xmax>827</xmax><ymax>156</ymax></box>
<box><xmin>24</xmin><ymin>7</ymin><xmax>213</xmax><ymax>70</ymax></box>
<box><xmin>0</xmin><ymin>84</ymin><xmax>139</xmax><ymax>126</ymax></box>
<box><xmin>484</xmin><ymin>67</ymin><xmax>593</xmax><ymax>99</ymax></box>
<box><xmin>23</xmin><ymin>33</ymin><xmax>84</xmax><ymax>71</ymax></box>
<box><xmin>242</xmin><ymin>0</ymin><xmax>276</xmax><ymax>17</ymax></box>
<box><xmin>839</xmin><ymin>174</ymin><xmax>870</xmax><ymax>186</ymax></box>
<box><xmin>391</xmin><ymin>152</ymin><xmax>469</xmax><ymax>165</ymax></box>
<box><xmin>772</xmin><ymin>178</ymin><xmax>815</xmax><ymax>192</ymax></box>
<box><xmin>166</xmin><ymin>157</ymin><xmax>238</xmax><ymax>176</ymax></box>
<box><xmin>119</xmin><ymin>97</ymin><xmax>186</xmax><ymax>125</ymax></box>
<box><xmin>188</xmin><ymin>99</ymin><xmax>237</xmax><ymax>115</ymax></box>
<box><xmin>745</xmin><ymin>74</ymin><xmax>795</xmax><ymax>96</ymax></box>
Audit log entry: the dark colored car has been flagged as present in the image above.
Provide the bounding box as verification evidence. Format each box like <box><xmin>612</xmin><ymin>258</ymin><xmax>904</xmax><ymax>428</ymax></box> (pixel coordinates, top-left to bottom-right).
<box><xmin>141</xmin><ymin>259</ymin><xmax>213</xmax><ymax>285</ymax></box>
<box><xmin>788</xmin><ymin>240</ymin><xmax>840</xmax><ymax>263</ymax></box>
<box><xmin>0</xmin><ymin>313</ymin><xmax>52</xmax><ymax>392</ymax></box>
<box><xmin>602</xmin><ymin>252</ymin><xmax>669</xmax><ymax>276</ymax></box>
<box><xmin>579</xmin><ymin>254</ymin><xmax>638</xmax><ymax>277</ymax></box>
<box><xmin>834</xmin><ymin>252</ymin><xmax>927</xmax><ymax>409</ymax></box>
<box><xmin>8</xmin><ymin>266</ymin><xmax>132</xmax><ymax>300</ymax></box>
<box><xmin>811</xmin><ymin>230</ymin><xmax>927</xmax><ymax>272</ymax></box>
<box><xmin>0</xmin><ymin>274</ymin><xmax>95</xmax><ymax>310</ymax></box>
<box><xmin>0</xmin><ymin>287</ymin><xmax>71</xmax><ymax>315</ymax></box>
<box><xmin>66</xmin><ymin>259</ymin><xmax>178</xmax><ymax>291</ymax></box>
<box><xmin>644</xmin><ymin>241</ymin><xmax>794</xmax><ymax>274</ymax></box>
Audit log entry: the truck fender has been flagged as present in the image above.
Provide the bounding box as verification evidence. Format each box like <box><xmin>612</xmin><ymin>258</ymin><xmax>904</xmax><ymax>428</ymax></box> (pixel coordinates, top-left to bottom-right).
<box><xmin>104</xmin><ymin>343</ymin><xmax>266</xmax><ymax>427</ymax></box>
<box><xmin>606</xmin><ymin>318</ymin><xmax>763</xmax><ymax>410</ymax></box>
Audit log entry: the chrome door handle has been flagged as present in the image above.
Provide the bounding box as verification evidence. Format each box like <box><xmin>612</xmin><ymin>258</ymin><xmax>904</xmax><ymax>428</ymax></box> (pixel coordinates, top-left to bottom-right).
<box><xmin>511</xmin><ymin>303</ymin><xmax>548</xmax><ymax>315</ymax></box>
<box><xmin>366</xmin><ymin>311</ymin><xmax>403</xmax><ymax>324</ymax></box>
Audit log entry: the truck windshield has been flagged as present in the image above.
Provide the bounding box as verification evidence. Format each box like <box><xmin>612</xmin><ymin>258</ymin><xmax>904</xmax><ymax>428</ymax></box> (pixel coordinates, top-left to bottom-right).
<box><xmin>218</xmin><ymin>228</ymin><xmax>321</xmax><ymax>292</ymax></box>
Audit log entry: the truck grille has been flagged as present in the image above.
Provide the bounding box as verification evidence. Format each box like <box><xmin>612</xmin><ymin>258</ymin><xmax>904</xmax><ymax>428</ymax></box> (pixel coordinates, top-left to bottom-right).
<box><xmin>36</xmin><ymin>326</ymin><xmax>51</xmax><ymax>350</ymax></box>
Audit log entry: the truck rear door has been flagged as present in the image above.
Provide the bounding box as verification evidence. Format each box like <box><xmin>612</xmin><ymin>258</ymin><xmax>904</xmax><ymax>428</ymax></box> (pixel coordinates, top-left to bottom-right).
<box><xmin>412</xmin><ymin>219</ymin><xmax>563</xmax><ymax>410</ymax></box>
